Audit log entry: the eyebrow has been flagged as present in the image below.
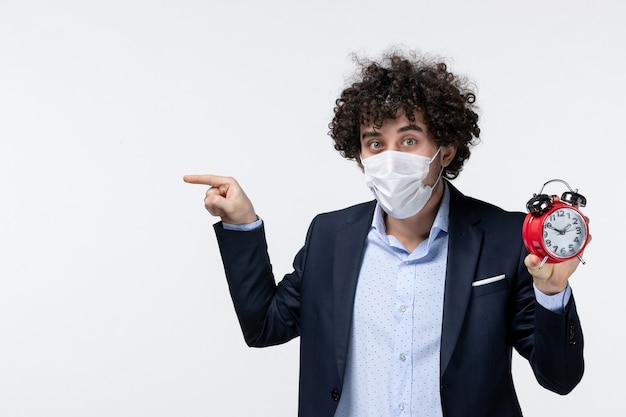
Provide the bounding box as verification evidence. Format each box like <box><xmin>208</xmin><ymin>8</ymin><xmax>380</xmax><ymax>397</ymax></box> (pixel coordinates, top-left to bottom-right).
<box><xmin>361</xmin><ymin>124</ymin><xmax>424</xmax><ymax>140</ymax></box>
<box><xmin>398</xmin><ymin>124</ymin><xmax>424</xmax><ymax>133</ymax></box>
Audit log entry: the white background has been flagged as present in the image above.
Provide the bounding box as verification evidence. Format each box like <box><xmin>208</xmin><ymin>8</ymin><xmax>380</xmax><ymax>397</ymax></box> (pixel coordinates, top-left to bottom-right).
<box><xmin>1</xmin><ymin>0</ymin><xmax>624</xmax><ymax>415</ymax></box>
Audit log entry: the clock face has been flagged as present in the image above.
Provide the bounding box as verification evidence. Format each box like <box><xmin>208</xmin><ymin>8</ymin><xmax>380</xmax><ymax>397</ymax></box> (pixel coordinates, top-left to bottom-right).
<box><xmin>542</xmin><ymin>207</ymin><xmax>588</xmax><ymax>259</ymax></box>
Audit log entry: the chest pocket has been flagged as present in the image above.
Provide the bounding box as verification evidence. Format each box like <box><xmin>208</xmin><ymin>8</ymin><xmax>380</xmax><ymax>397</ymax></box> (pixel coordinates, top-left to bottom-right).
<box><xmin>471</xmin><ymin>274</ymin><xmax>508</xmax><ymax>297</ymax></box>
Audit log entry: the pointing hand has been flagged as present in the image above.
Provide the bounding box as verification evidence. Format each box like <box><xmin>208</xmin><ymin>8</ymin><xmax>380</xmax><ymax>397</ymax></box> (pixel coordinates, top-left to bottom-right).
<box><xmin>183</xmin><ymin>174</ymin><xmax>257</xmax><ymax>225</ymax></box>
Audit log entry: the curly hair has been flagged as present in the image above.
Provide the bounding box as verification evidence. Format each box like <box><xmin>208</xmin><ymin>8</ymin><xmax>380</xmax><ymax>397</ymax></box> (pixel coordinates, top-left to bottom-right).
<box><xmin>328</xmin><ymin>50</ymin><xmax>481</xmax><ymax>179</ymax></box>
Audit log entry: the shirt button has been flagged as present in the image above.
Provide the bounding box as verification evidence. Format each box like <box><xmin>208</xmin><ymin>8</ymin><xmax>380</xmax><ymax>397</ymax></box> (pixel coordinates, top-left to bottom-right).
<box><xmin>399</xmin><ymin>305</ymin><xmax>407</xmax><ymax>312</ymax></box>
<box><xmin>399</xmin><ymin>403</ymin><xmax>405</xmax><ymax>410</ymax></box>
<box><xmin>399</xmin><ymin>353</ymin><xmax>406</xmax><ymax>361</ymax></box>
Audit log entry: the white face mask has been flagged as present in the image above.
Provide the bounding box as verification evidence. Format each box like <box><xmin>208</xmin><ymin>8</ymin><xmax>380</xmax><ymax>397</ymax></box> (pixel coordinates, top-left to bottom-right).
<box><xmin>362</xmin><ymin>149</ymin><xmax>442</xmax><ymax>219</ymax></box>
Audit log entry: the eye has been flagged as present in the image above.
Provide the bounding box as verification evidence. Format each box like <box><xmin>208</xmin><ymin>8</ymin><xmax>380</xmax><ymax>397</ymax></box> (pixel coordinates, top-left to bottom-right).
<box><xmin>368</xmin><ymin>140</ymin><xmax>383</xmax><ymax>150</ymax></box>
<box><xmin>402</xmin><ymin>137</ymin><xmax>417</xmax><ymax>146</ymax></box>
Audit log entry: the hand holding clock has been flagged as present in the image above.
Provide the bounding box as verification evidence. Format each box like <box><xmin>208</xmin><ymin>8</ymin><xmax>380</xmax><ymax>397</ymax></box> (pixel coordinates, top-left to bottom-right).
<box><xmin>522</xmin><ymin>180</ymin><xmax>591</xmax><ymax>287</ymax></box>
<box><xmin>525</xmin><ymin>223</ymin><xmax>591</xmax><ymax>296</ymax></box>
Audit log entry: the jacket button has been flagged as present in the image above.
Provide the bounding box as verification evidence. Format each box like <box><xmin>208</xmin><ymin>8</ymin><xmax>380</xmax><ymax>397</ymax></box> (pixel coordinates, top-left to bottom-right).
<box><xmin>331</xmin><ymin>389</ymin><xmax>340</xmax><ymax>401</ymax></box>
<box><xmin>569</xmin><ymin>319</ymin><xmax>576</xmax><ymax>345</ymax></box>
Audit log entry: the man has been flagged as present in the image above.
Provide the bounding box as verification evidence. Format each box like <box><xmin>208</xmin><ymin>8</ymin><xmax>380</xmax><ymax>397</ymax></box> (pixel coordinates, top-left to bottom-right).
<box><xmin>184</xmin><ymin>50</ymin><xmax>586</xmax><ymax>417</ymax></box>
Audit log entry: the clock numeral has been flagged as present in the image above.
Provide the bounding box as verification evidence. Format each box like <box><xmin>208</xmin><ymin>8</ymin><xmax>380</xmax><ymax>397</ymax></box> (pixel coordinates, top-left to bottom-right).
<box><xmin>545</xmin><ymin>239</ymin><xmax>552</xmax><ymax>247</ymax></box>
<box><xmin>575</xmin><ymin>227</ymin><xmax>582</xmax><ymax>235</ymax></box>
<box><xmin>574</xmin><ymin>237</ymin><xmax>580</xmax><ymax>243</ymax></box>
<box><xmin>573</xmin><ymin>218</ymin><xmax>579</xmax><ymax>225</ymax></box>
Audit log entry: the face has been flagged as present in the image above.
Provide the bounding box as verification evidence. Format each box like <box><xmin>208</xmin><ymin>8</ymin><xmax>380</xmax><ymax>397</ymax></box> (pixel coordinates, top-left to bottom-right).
<box><xmin>358</xmin><ymin>111</ymin><xmax>456</xmax><ymax>186</ymax></box>
<box><xmin>542</xmin><ymin>207</ymin><xmax>588</xmax><ymax>259</ymax></box>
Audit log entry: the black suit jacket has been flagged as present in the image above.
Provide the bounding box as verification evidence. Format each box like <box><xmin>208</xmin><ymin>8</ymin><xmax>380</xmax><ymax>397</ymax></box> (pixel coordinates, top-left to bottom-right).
<box><xmin>214</xmin><ymin>182</ymin><xmax>584</xmax><ymax>417</ymax></box>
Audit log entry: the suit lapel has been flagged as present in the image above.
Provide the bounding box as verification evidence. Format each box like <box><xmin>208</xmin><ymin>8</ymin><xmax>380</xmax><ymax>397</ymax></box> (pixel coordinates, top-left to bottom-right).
<box><xmin>440</xmin><ymin>184</ymin><xmax>484</xmax><ymax>375</ymax></box>
<box><xmin>332</xmin><ymin>201</ymin><xmax>376</xmax><ymax>383</ymax></box>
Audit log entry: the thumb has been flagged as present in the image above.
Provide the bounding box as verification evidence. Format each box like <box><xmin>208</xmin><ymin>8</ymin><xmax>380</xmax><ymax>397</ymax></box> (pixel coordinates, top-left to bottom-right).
<box><xmin>524</xmin><ymin>253</ymin><xmax>552</xmax><ymax>280</ymax></box>
<box><xmin>524</xmin><ymin>253</ymin><xmax>543</xmax><ymax>269</ymax></box>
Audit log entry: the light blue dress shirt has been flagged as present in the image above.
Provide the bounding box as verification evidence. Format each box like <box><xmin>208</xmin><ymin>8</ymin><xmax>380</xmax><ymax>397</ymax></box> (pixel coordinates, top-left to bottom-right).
<box><xmin>334</xmin><ymin>187</ymin><xmax>451</xmax><ymax>417</ymax></box>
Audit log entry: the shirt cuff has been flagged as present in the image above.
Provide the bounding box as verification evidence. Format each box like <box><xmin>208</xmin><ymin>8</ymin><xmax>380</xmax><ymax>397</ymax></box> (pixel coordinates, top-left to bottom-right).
<box><xmin>222</xmin><ymin>217</ymin><xmax>263</xmax><ymax>231</ymax></box>
<box><xmin>533</xmin><ymin>283</ymin><xmax>572</xmax><ymax>313</ymax></box>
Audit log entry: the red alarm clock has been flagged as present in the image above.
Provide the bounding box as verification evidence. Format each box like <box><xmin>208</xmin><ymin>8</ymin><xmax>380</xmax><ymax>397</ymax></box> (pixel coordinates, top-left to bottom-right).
<box><xmin>522</xmin><ymin>179</ymin><xmax>590</xmax><ymax>267</ymax></box>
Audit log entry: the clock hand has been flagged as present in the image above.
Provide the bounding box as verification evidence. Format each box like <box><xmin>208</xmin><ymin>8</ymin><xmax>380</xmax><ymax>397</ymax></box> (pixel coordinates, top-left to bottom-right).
<box><xmin>545</xmin><ymin>224</ymin><xmax>565</xmax><ymax>234</ymax></box>
<box><xmin>563</xmin><ymin>224</ymin><xmax>581</xmax><ymax>233</ymax></box>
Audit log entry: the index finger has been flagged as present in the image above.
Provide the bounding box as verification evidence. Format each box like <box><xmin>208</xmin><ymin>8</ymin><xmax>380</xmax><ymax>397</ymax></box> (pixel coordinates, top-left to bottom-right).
<box><xmin>183</xmin><ymin>174</ymin><xmax>232</xmax><ymax>186</ymax></box>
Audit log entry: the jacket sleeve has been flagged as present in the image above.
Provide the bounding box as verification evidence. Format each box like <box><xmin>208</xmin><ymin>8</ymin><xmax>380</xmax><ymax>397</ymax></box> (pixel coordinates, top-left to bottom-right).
<box><xmin>510</xmin><ymin>244</ymin><xmax>585</xmax><ymax>395</ymax></box>
<box><xmin>213</xmin><ymin>221</ymin><xmax>305</xmax><ymax>347</ymax></box>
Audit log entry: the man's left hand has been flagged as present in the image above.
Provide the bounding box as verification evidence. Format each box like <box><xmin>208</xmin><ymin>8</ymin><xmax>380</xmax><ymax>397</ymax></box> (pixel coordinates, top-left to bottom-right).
<box><xmin>524</xmin><ymin>254</ymin><xmax>583</xmax><ymax>295</ymax></box>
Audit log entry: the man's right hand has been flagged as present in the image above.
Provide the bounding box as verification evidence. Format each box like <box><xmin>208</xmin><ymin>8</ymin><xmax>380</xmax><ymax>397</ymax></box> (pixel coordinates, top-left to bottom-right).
<box><xmin>183</xmin><ymin>174</ymin><xmax>257</xmax><ymax>225</ymax></box>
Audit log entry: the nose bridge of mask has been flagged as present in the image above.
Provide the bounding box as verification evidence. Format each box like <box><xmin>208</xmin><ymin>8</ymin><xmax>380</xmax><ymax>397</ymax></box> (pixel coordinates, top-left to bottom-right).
<box><xmin>388</xmin><ymin>151</ymin><xmax>424</xmax><ymax>175</ymax></box>
<box><xmin>364</xmin><ymin>150</ymin><xmax>433</xmax><ymax>176</ymax></box>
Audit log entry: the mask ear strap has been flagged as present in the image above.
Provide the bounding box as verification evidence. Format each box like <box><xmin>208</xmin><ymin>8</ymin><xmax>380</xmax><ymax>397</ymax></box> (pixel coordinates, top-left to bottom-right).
<box><xmin>431</xmin><ymin>166</ymin><xmax>444</xmax><ymax>191</ymax></box>
<box><xmin>356</xmin><ymin>152</ymin><xmax>364</xmax><ymax>169</ymax></box>
<box><xmin>430</xmin><ymin>147</ymin><xmax>442</xmax><ymax>163</ymax></box>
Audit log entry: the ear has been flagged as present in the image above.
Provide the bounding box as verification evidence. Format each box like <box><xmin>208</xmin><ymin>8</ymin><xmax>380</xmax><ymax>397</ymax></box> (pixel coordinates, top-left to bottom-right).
<box><xmin>440</xmin><ymin>145</ymin><xmax>457</xmax><ymax>168</ymax></box>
